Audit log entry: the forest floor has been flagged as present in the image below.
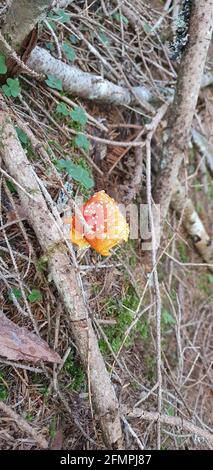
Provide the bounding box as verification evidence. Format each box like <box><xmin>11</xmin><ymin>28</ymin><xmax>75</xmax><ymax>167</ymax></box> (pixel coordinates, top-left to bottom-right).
<box><xmin>0</xmin><ymin>0</ymin><xmax>212</xmax><ymax>450</ymax></box>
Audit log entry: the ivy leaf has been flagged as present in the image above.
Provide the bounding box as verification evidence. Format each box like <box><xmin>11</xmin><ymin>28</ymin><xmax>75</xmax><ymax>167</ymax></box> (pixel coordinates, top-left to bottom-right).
<box><xmin>11</xmin><ymin>288</ymin><xmax>22</xmax><ymax>300</ymax></box>
<box><xmin>48</xmin><ymin>8</ymin><xmax>71</xmax><ymax>24</ymax></box>
<box><xmin>70</xmin><ymin>107</ymin><xmax>88</xmax><ymax>126</ymax></box>
<box><xmin>74</xmin><ymin>134</ymin><xmax>90</xmax><ymax>151</ymax></box>
<box><xmin>143</xmin><ymin>22</ymin><xmax>153</xmax><ymax>34</ymax></box>
<box><xmin>2</xmin><ymin>78</ymin><xmax>21</xmax><ymax>98</ymax></box>
<box><xmin>45</xmin><ymin>75</ymin><xmax>63</xmax><ymax>91</ymax></box>
<box><xmin>55</xmin><ymin>159</ymin><xmax>94</xmax><ymax>189</ymax></box>
<box><xmin>113</xmin><ymin>13</ymin><xmax>129</xmax><ymax>25</ymax></box>
<box><xmin>62</xmin><ymin>43</ymin><xmax>76</xmax><ymax>61</ymax></box>
<box><xmin>98</xmin><ymin>31</ymin><xmax>110</xmax><ymax>46</ymax></box>
<box><xmin>69</xmin><ymin>34</ymin><xmax>79</xmax><ymax>45</ymax></box>
<box><xmin>0</xmin><ymin>54</ymin><xmax>7</xmax><ymax>75</ymax></box>
<box><xmin>56</xmin><ymin>102</ymin><xmax>69</xmax><ymax>116</ymax></box>
<box><xmin>28</xmin><ymin>289</ymin><xmax>43</xmax><ymax>303</ymax></box>
<box><xmin>15</xmin><ymin>127</ymin><xmax>29</xmax><ymax>145</ymax></box>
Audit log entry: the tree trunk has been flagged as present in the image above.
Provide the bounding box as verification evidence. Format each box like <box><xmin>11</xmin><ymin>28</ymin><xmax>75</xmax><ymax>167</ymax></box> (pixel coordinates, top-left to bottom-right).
<box><xmin>0</xmin><ymin>0</ymin><xmax>53</xmax><ymax>76</ymax></box>
<box><xmin>153</xmin><ymin>0</ymin><xmax>213</xmax><ymax>221</ymax></box>
<box><xmin>2</xmin><ymin>0</ymin><xmax>52</xmax><ymax>52</ymax></box>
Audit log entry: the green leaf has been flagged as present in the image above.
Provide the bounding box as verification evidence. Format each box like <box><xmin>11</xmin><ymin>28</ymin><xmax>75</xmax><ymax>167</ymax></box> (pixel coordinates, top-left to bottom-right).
<box><xmin>45</xmin><ymin>42</ymin><xmax>55</xmax><ymax>51</ymax></box>
<box><xmin>98</xmin><ymin>31</ymin><xmax>110</xmax><ymax>46</ymax></box>
<box><xmin>2</xmin><ymin>78</ymin><xmax>21</xmax><ymax>98</ymax></box>
<box><xmin>45</xmin><ymin>75</ymin><xmax>63</xmax><ymax>91</ymax></box>
<box><xmin>143</xmin><ymin>22</ymin><xmax>153</xmax><ymax>34</ymax></box>
<box><xmin>15</xmin><ymin>127</ymin><xmax>29</xmax><ymax>145</ymax></box>
<box><xmin>166</xmin><ymin>406</ymin><xmax>175</xmax><ymax>416</ymax></box>
<box><xmin>2</xmin><ymin>84</ymin><xmax>11</xmax><ymax>97</ymax></box>
<box><xmin>70</xmin><ymin>106</ymin><xmax>88</xmax><ymax>126</ymax></box>
<box><xmin>11</xmin><ymin>288</ymin><xmax>22</xmax><ymax>300</ymax></box>
<box><xmin>56</xmin><ymin>159</ymin><xmax>94</xmax><ymax>189</ymax></box>
<box><xmin>62</xmin><ymin>43</ymin><xmax>76</xmax><ymax>61</ymax></box>
<box><xmin>0</xmin><ymin>54</ymin><xmax>7</xmax><ymax>75</ymax></box>
<box><xmin>0</xmin><ymin>385</ymin><xmax>8</xmax><ymax>401</ymax></box>
<box><xmin>56</xmin><ymin>102</ymin><xmax>69</xmax><ymax>116</ymax></box>
<box><xmin>48</xmin><ymin>8</ymin><xmax>71</xmax><ymax>24</ymax></box>
<box><xmin>74</xmin><ymin>134</ymin><xmax>90</xmax><ymax>151</ymax></box>
<box><xmin>6</xmin><ymin>180</ymin><xmax>17</xmax><ymax>194</ymax></box>
<box><xmin>162</xmin><ymin>309</ymin><xmax>176</xmax><ymax>325</ymax></box>
<box><xmin>46</xmin><ymin>19</ymin><xmax>57</xmax><ymax>31</ymax></box>
<box><xmin>139</xmin><ymin>321</ymin><xmax>149</xmax><ymax>339</ymax></box>
<box><xmin>69</xmin><ymin>34</ymin><xmax>79</xmax><ymax>45</ymax></box>
<box><xmin>113</xmin><ymin>12</ymin><xmax>129</xmax><ymax>25</ymax></box>
<box><xmin>7</xmin><ymin>78</ymin><xmax>21</xmax><ymax>97</ymax></box>
<box><xmin>28</xmin><ymin>289</ymin><xmax>43</xmax><ymax>303</ymax></box>
<box><xmin>207</xmin><ymin>274</ymin><xmax>213</xmax><ymax>283</ymax></box>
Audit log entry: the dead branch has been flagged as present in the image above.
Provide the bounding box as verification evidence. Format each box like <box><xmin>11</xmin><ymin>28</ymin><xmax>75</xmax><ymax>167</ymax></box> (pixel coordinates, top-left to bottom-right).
<box><xmin>125</xmin><ymin>407</ymin><xmax>213</xmax><ymax>449</ymax></box>
<box><xmin>0</xmin><ymin>400</ymin><xmax>48</xmax><ymax>449</ymax></box>
<box><xmin>153</xmin><ymin>0</ymin><xmax>213</xmax><ymax>220</ymax></box>
<box><xmin>0</xmin><ymin>105</ymin><xmax>123</xmax><ymax>449</ymax></box>
<box><xmin>27</xmin><ymin>46</ymin><xmax>152</xmax><ymax>106</ymax></box>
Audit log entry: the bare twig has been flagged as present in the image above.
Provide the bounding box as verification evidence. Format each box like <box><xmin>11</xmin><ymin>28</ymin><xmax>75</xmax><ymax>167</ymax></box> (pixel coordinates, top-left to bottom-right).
<box><xmin>126</xmin><ymin>408</ymin><xmax>213</xmax><ymax>449</ymax></box>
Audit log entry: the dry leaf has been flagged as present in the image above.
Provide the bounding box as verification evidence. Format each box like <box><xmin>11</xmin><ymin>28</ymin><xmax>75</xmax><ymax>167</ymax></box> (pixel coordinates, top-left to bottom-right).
<box><xmin>0</xmin><ymin>312</ymin><xmax>61</xmax><ymax>363</ymax></box>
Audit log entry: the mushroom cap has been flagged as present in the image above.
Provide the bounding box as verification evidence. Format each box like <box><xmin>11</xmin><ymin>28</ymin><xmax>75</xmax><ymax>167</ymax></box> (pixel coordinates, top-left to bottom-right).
<box><xmin>65</xmin><ymin>191</ymin><xmax>129</xmax><ymax>256</ymax></box>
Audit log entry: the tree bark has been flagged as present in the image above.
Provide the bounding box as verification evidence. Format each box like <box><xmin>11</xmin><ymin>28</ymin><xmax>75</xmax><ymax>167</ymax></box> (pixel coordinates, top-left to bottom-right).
<box><xmin>1</xmin><ymin>0</ymin><xmax>52</xmax><ymax>52</ymax></box>
<box><xmin>28</xmin><ymin>46</ymin><xmax>152</xmax><ymax>106</ymax></box>
<box><xmin>153</xmin><ymin>0</ymin><xmax>213</xmax><ymax>221</ymax></box>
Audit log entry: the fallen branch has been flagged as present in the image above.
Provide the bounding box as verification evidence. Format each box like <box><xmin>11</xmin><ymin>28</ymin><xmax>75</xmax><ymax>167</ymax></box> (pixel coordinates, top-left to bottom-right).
<box><xmin>125</xmin><ymin>407</ymin><xmax>213</xmax><ymax>448</ymax></box>
<box><xmin>0</xmin><ymin>400</ymin><xmax>48</xmax><ymax>449</ymax></box>
<box><xmin>153</xmin><ymin>0</ymin><xmax>213</xmax><ymax>220</ymax></box>
<box><xmin>0</xmin><ymin>105</ymin><xmax>123</xmax><ymax>449</ymax></box>
<box><xmin>27</xmin><ymin>46</ymin><xmax>153</xmax><ymax>106</ymax></box>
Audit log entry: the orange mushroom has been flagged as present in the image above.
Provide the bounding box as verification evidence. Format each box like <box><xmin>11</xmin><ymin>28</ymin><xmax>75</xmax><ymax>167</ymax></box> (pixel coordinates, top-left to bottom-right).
<box><xmin>64</xmin><ymin>191</ymin><xmax>129</xmax><ymax>256</ymax></box>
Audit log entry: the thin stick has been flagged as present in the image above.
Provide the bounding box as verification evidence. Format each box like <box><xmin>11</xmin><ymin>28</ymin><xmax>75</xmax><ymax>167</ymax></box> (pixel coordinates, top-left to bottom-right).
<box><xmin>126</xmin><ymin>408</ymin><xmax>213</xmax><ymax>448</ymax></box>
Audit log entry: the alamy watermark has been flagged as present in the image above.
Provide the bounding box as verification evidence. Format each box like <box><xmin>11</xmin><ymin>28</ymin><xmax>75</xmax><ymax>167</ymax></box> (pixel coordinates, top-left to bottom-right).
<box><xmin>64</xmin><ymin>197</ymin><xmax>161</xmax><ymax>251</ymax></box>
